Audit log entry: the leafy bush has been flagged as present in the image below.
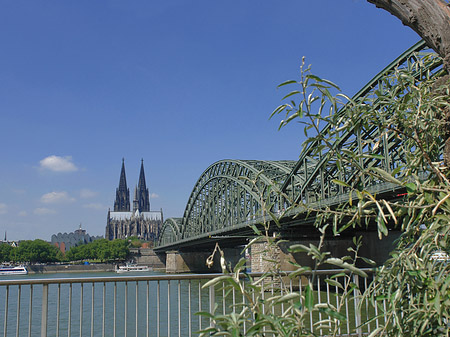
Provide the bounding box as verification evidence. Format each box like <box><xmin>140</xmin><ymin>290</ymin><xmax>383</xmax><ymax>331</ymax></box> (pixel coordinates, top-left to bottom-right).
<box><xmin>65</xmin><ymin>239</ymin><xmax>129</xmax><ymax>262</ymax></box>
<box><xmin>11</xmin><ymin>239</ymin><xmax>62</xmax><ymax>263</ymax></box>
<box><xmin>0</xmin><ymin>243</ymin><xmax>13</xmax><ymax>262</ymax></box>
<box><xmin>199</xmin><ymin>51</ymin><xmax>450</xmax><ymax>336</ymax></box>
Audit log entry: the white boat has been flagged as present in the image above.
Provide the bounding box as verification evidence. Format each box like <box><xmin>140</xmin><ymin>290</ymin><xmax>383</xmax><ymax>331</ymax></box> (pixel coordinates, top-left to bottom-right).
<box><xmin>115</xmin><ymin>263</ymin><xmax>151</xmax><ymax>273</ymax></box>
<box><xmin>0</xmin><ymin>265</ymin><xmax>28</xmax><ymax>275</ymax></box>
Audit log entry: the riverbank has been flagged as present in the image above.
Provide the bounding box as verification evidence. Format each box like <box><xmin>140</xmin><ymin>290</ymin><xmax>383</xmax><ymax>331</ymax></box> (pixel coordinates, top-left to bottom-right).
<box><xmin>22</xmin><ymin>248</ymin><xmax>166</xmax><ymax>274</ymax></box>
<box><xmin>27</xmin><ymin>263</ymin><xmax>116</xmax><ymax>274</ymax></box>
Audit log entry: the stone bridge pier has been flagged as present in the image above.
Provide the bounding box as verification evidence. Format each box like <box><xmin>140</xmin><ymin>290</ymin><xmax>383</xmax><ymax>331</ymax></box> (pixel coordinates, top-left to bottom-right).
<box><xmin>165</xmin><ymin>247</ymin><xmax>243</xmax><ymax>273</ymax></box>
<box><xmin>250</xmin><ymin>230</ymin><xmax>401</xmax><ymax>273</ymax></box>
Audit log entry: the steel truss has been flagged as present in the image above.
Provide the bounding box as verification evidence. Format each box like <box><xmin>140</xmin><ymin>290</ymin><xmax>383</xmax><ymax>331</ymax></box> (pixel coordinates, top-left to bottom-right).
<box><xmin>157</xmin><ymin>40</ymin><xmax>443</xmax><ymax>250</ymax></box>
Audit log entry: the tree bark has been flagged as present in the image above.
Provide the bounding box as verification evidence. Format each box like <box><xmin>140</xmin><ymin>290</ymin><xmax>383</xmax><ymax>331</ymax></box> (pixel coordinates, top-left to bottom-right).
<box><xmin>367</xmin><ymin>0</ymin><xmax>450</xmax><ymax>70</ymax></box>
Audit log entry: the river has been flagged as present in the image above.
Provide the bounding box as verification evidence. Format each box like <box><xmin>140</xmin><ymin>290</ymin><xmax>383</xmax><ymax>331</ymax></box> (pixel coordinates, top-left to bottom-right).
<box><xmin>0</xmin><ymin>271</ymin><xmax>216</xmax><ymax>337</ymax></box>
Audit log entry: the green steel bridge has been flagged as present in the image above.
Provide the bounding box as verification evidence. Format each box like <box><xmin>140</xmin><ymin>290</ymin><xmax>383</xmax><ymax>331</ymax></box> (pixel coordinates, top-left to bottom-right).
<box><xmin>155</xmin><ymin>40</ymin><xmax>443</xmax><ymax>252</ymax></box>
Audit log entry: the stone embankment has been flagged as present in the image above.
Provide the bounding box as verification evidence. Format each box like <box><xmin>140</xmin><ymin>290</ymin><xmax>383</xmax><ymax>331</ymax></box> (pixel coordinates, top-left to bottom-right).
<box><xmin>26</xmin><ymin>248</ymin><xmax>166</xmax><ymax>274</ymax></box>
<box><xmin>129</xmin><ymin>247</ymin><xmax>166</xmax><ymax>271</ymax></box>
<box><xmin>28</xmin><ymin>263</ymin><xmax>115</xmax><ymax>274</ymax></box>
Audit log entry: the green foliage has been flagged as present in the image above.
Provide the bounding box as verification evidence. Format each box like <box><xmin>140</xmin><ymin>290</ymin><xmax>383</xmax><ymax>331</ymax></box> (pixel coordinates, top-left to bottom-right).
<box><xmin>274</xmin><ymin>53</ymin><xmax>450</xmax><ymax>335</ymax></box>
<box><xmin>65</xmin><ymin>239</ymin><xmax>129</xmax><ymax>262</ymax></box>
<box><xmin>128</xmin><ymin>236</ymin><xmax>143</xmax><ymax>248</ymax></box>
<box><xmin>0</xmin><ymin>243</ymin><xmax>12</xmax><ymax>262</ymax></box>
<box><xmin>199</xmin><ymin>50</ymin><xmax>450</xmax><ymax>336</ymax></box>
<box><xmin>199</xmin><ymin>227</ymin><xmax>366</xmax><ymax>336</ymax></box>
<box><xmin>11</xmin><ymin>239</ymin><xmax>62</xmax><ymax>263</ymax></box>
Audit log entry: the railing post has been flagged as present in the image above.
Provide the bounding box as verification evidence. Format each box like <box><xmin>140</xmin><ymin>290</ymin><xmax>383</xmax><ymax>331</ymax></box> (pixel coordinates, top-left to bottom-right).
<box><xmin>353</xmin><ymin>274</ymin><xmax>362</xmax><ymax>337</ymax></box>
<box><xmin>68</xmin><ymin>283</ymin><xmax>72</xmax><ymax>337</ymax></box>
<box><xmin>56</xmin><ymin>284</ymin><xmax>60</xmax><ymax>337</ymax></box>
<box><xmin>80</xmin><ymin>283</ymin><xmax>84</xmax><ymax>337</ymax></box>
<box><xmin>16</xmin><ymin>285</ymin><xmax>22</xmax><ymax>337</ymax></box>
<box><xmin>209</xmin><ymin>284</ymin><xmax>215</xmax><ymax>329</ymax></box>
<box><xmin>4</xmin><ymin>285</ymin><xmax>9</xmax><ymax>337</ymax></box>
<box><xmin>157</xmin><ymin>281</ymin><xmax>160</xmax><ymax>337</ymax></box>
<box><xmin>41</xmin><ymin>284</ymin><xmax>48</xmax><ymax>337</ymax></box>
<box><xmin>28</xmin><ymin>285</ymin><xmax>33</xmax><ymax>337</ymax></box>
<box><xmin>167</xmin><ymin>280</ymin><xmax>171</xmax><ymax>337</ymax></box>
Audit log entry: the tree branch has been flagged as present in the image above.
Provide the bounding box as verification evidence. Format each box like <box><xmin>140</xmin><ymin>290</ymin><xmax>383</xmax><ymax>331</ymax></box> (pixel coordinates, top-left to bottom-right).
<box><xmin>367</xmin><ymin>0</ymin><xmax>450</xmax><ymax>70</ymax></box>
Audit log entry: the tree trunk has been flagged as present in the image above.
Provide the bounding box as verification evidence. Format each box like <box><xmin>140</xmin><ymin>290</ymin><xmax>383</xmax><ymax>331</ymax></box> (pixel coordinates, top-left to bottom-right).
<box><xmin>367</xmin><ymin>0</ymin><xmax>450</xmax><ymax>71</ymax></box>
<box><xmin>368</xmin><ymin>0</ymin><xmax>450</xmax><ymax>168</ymax></box>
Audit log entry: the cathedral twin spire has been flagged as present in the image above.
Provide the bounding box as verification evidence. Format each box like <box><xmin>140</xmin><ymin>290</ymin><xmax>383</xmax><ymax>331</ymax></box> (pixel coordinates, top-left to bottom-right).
<box><xmin>114</xmin><ymin>159</ymin><xmax>150</xmax><ymax>212</ymax></box>
<box><xmin>114</xmin><ymin>158</ymin><xmax>130</xmax><ymax>212</ymax></box>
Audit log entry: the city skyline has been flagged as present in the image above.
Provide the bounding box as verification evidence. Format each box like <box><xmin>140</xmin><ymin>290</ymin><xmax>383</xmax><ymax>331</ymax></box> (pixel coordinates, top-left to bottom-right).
<box><xmin>0</xmin><ymin>1</ymin><xmax>419</xmax><ymax>240</ymax></box>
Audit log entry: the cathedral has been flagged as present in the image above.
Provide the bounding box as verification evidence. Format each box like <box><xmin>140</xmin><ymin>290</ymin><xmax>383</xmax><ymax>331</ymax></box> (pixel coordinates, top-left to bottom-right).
<box><xmin>105</xmin><ymin>159</ymin><xmax>163</xmax><ymax>241</ymax></box>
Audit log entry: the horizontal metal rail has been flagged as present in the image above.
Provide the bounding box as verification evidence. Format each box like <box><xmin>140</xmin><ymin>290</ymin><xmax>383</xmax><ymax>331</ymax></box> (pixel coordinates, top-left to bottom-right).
<box><xmin>0</xmin><ymin>270</ymin><xmax>382</xmax><ymax>337</ymax></box>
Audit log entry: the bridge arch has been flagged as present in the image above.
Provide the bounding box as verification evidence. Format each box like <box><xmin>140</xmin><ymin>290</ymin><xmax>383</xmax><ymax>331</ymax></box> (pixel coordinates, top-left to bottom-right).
<box><xmin>157</xmin><ymin>218</ymin><xmax>182</xmax><ymax>247</ymax></box>
<box><xmin>179</xmin><ymin>160</ymin><xmax>298</xmax><ymax>241</ymax></box>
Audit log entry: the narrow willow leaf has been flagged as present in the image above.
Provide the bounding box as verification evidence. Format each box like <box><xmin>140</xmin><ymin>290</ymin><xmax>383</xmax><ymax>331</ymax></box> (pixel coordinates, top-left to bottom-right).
<box><xmin>369</xmin><ymin>167</ymin><xmax>402</xmax><ymax>185</ymax></box>
<box><xmin>289</xmin><ymin>266</ymin><xmax>311</xmax><ymax>278</ymax></box>
<box><xmin>366</xmin><ymin>193</ymin><xmax>387</xmax><ymax>224</ymax></box>
<box><xmin>333</xmin><ymin>214</ymin><xmax>338</xmax><ymax>235</ymax></box>
<box><xmin>325</xmin><ymin>278</ymin><xmax>344</xmax><ymax>290</ymax></box>
<box><xmin>233</xmin><ymin>258</ymin><xmax>247</xmax><ymax>272</ymax></box>
<box><xmin>332</xmin><ymin>179</ymin><xmax>350</xmax><ymax>188</ymax></box>
<box><xmin>289</xmin><ymin>244</ymin><xmax>310</xmax><ymax>253</ymax></box>
<box><xmin>270</xmin><ymin>104</ymin><xmax>288</xmax><ymax>119</ymax></box>
<box><xmin>277</xmin><ymin>79</ymin><xmax>297</xmax><ymax>88</ymax></box>
<box><xmin>322</xmin><ymin>78</ymin><xmax>340</xmax><ymax>90</ymax></box>
<box><xmin>306</xmin><ymin>74</ymin><xmax>322</xmax><ymax>82</ymax></box>
<box><xmin>195</xmin><ymin>311</ymin><xmax>216</xmax><ymax>318</ymax></box>
<box><xmin>377</xmin><ymin>215</ymin><xmax>388</xmax><ymax>239</ymax></box>
<box><xmin>282</xmin><ymin>90</ymin><xmax>301</xmax><ymax>100</ymax></box>
<box><xmin>356</xmin><ymin>190</ymin><xmax>363</xmax><ymax>200</ymax></box>
<box><xmin>360</xmin><ymin>256</ymin><xmax>376</xmax><ymax>266</ymax></box>
<box><xmin>308</xmin><ymin>95</ymin><xmax>319</xmax><ymax>105</ymax></box>
<box><xmin>318</xmin><ymin>306</ymin><xmax>347</xmax><ymax>321</ymax></box>
<box><xmin>382</xmin><ymin>199</ymin><xmax>397</xmax><ymax>224</ymax></box>
<box><xmin>326</xmin><ymin>258</ymin><xmax>368</xmax><ymax>278</ymax></box>
<box><xmin>277</xmin><ymin>292</ymin><xmax>300</xmax><ymax>303</ymax></box>
<box><xmin>432</xmin><ymin>193</ymin><xmax>450</xmax><ymax>216</ymax></box>
<box><xmin>305</xmin><ymin>284</ymin><xmax>314</xmax><ymax>310</ymax></box>
<box><xmin>250</xmin><ymin>224</ymin><xmax>262</xmax><ymax>236</ymax></box>
<box><xmin>202</xmin><ymin>275</ymin><xmax>231</xmax><ymax>289</ymax></box>
<box><xmin>368</xmin><ymin>327</ymin><xmax>385</xmax><ymax>337</ymax></box>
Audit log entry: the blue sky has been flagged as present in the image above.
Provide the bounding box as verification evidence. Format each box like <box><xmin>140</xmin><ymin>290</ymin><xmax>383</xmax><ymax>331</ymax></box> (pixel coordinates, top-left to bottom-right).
<box><xmin>0</xmin><ymin>0</ymin><xmax>419</xmax><ymax>240</ymax></box>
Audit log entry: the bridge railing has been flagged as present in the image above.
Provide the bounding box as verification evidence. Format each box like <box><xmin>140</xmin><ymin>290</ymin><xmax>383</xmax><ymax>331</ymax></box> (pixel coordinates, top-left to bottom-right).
<box><xmin>0</xmin><ymin>269</ymin><xmax>382</xmax><ymax>337</ymax></box>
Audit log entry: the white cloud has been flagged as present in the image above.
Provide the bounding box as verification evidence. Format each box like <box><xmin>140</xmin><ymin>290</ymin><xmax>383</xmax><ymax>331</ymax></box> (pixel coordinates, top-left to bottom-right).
<box><xmin>18</xmin><ymin>211</ymin><xmax>27</xmax><ymax>217</ymax></box>
<box><xmin>83</xmin><ymin>203</ymin><xmax>105</xmax><ymax>210</ymax></box>
<box><xmin>0</xmin><ymin>203</ymin><xmax>7</xmax><ymax>215</ymax></box>
<box><xmin>39</xmin><ymin>155</ymin><xmax>78</xmax><ymax>172</ymax></box>
<box><xmin>34</xmin><ymin>208</ymin><xmax>56</xmax><ymax>215</ymax></box>
<box><xmin>41</xmin><ymin>191</ymin><xmax>75</xmax><ymax>204</ymax></box>
<box><xmin>150</xmin><ymin>193</ymin><xmax>159</xmax><ymax>199</ymax></box>
<box><xmin>80</xmin><ymin>189</ymin><xmax>97</xmax><ymax>198</ymax></box>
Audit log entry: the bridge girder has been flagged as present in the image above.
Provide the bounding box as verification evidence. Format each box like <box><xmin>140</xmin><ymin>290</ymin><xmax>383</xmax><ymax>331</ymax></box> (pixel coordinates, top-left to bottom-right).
<box><xmin>279</xmin><ymin>40</ymin><xmax>443</xmax><ymax>207</ymax></box>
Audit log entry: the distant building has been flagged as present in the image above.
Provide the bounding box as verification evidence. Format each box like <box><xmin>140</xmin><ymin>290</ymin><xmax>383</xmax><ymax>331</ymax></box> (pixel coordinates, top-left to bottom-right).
<box><xmin>105</xmin><ymin>159</ymin><xmax>162</xmax><ymax>241</ymax></box>
<box><xmin>51</xmin><ymin>225</ymin><xmax>102</xmax><ymax>253</ymax></box>
<box><xmin>1</xmin><ymin>232</ymin><xmax>22</xmax><ymax>247</ymax></box>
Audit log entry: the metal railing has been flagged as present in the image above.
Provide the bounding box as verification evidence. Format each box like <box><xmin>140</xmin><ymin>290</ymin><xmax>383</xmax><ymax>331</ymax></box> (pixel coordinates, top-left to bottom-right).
<box><xmin>0</xmin><ymin>270</ymin><xmax>382</xmax><ymax>337</ymax></box>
